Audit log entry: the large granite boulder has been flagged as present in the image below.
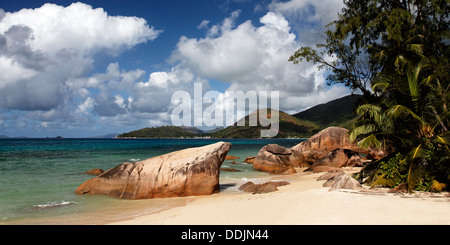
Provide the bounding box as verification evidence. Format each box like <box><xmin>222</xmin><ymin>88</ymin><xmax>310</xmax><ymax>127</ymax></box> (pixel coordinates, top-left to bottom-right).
<box><xmin>308</xmin><ymin>148</ymin><xmax>364</xmax><ymax>173</ymax></box>
<box><xmin>252</xmin><ymin>144</ymin><xmax>297</xmax><ymax>175</ymax></box>
<box><xmin>291</xmin><ymin>127</ymin><xmax>365</xmax><ymax>167</ymax></box>
<box><xmin>75</xmin><ymin>142</ymin><xmax>231</xmax><ymax>199</ymax></box>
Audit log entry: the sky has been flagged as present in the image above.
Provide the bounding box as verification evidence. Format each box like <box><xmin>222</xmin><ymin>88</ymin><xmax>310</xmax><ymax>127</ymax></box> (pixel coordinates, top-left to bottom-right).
<box><xmin>0</xmin><ymin>0</ymin><xmax>351</xmax><ymax>137</ymax></box>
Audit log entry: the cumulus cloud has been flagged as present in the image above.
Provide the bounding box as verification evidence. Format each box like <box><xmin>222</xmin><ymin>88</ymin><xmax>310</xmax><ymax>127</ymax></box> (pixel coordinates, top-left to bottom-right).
<box><xmin>268</xmin><ymin>0</ymin><xmax>345</xmax><ymax>44</ymax></box>
<box><xmin>171</xmin><ymin>11</ymin><xmax>349</xmax><ymax>114</ymax></box>
<box><xmin>269</xmin><ymin>0</ymin><xmax>344</xmax><ymax>26</ymax></box>
<box><xmin>0</xmin><ymin>2</ymin><xmax>351</xmax><ymax>136</ymax></box>
<box><xmin>0</xmin><ymin>3</ymin><xmax>160</xmax><ymax>55</ymax></box>
<box><xmin>132</xmin><ymin>66</ymin><xmax>209</xmax><ymax>114</ymax></box>
<box><xmin>0</xmin><ymin>2</ymin><xmax>160</xmax><ymax>112</ymax></box>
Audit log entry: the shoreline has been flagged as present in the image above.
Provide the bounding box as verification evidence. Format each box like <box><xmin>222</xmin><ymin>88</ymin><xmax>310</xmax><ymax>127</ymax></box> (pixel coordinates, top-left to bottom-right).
<box><xmin>109</xmin><ymin>167</ymin><xmax>450</xmax><ymax>225</ymax></box>
<box><xmin>3</xmin><ymin>167</ymin><xmax>448</xmax><ymax>225</ymax></box>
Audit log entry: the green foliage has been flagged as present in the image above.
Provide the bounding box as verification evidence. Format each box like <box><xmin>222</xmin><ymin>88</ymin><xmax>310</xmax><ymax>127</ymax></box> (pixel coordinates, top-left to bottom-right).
<box><xmin>209</xmin><ymin>110</ymin><xmax>320</xmax><ymax>138</ymax></box>
<box><xmin>290</xmin><ymin>0</ymin><xmax>450</xmax><ymax>99</ymax></box>
<box><xmin>292</xmin><ymin>0</ymin><xmax>449</xmax><ymax>193</ymax></box>
<box><xmin>356</xmin><ymin>152</ymin><xmax>405</xmax><ymax>189</ymax></box>
<box><xmin>379</xmin><ymin>153</ymin><xmax>404</xmax><ymax>179</ymax></box>
<box><xmin>351</xmin><ymin>56</ymin><xmax>449</xmax><ymax>192</ymax></box>
<box><xmin>292</xmin><ymin>94</ymin><xmax>363</xmax><ymax>129</ymax></box>
<box><xmin>117</xmin><ymin>126</ymin><xmax>198</xmax><ymax>138</ymax></box>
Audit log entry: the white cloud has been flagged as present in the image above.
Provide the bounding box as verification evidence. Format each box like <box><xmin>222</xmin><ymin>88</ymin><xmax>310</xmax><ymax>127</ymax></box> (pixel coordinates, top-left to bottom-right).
<box><xmin>171</xmin><ymin>11</ymin><xmax>349</xmax><ymax>114</ymax></box>
<box><xmin>268</xmin><ymin>0</ymin><xmax>344</xmax><ymax>27</ymax></box>
<box><xmin>0</xmin><ymin>56</ymin><xmax>37</xmax><ymax>89</ymax></box>
<box><xmin>197</xmin><ymin>19</ymin><xmax>210</xmax><ymax>30</ymax></box>
<box><xmin>0</xmin><ymin>2</ymin><xmax>161</xmax><ymax>55</ymax></box>
<box><xmin>133</xmin><ymin>66</ymin><xmax>209</xmax><ymax>113</ymax></box>
<box><xmin>0</xmin><ymin>2</ymin><xmax>160</xmax><ymax>111</ymax></box>
<box><xmin>268</xmin><ymin>0</ymin><xmax>345</xmax><ymax>45</ymax></box>
<box><xmin>75</xmin><ymin>97</ymin><xmax>95</xmax><ymax>116</ymax></box>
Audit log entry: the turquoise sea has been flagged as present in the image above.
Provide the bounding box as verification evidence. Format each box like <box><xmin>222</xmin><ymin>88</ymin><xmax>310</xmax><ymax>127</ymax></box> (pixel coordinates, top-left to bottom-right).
<box><xmin>0</xmin><ymin>138</ymin><xmax>304</xmax><ymax>224</ymax></box>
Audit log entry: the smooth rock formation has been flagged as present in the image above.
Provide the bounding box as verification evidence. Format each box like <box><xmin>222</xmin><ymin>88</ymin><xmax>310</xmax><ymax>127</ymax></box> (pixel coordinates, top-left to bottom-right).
<box><xmin>84</xmin><ymin>169</ymin><xmax>104</xmax><ymax>176</ymax></box>
<box><xmin>309</xmin><ymin>148</ymin><xmax>364</xmax><ymax>173</ymax></box>
<box><xmin>225</xmin><ymin>155</ymin><xmax>239</xmax><ymax>160</ymax></box>
<box><xmin>75</xmin><ymin>142</ymin><xmax>231</xmax><ymax>199</ymax></box>
<box><xmin>316</xmin><ymin>170</ymin><xmax>345</xmax><ymax>181</ymax></box>
<box><xmin>244</xmin><ymin>156</ymin><xmax>256</xmax><ymax>164</ymax></box>
<box><xmin>252</xmin><ymin>144</ymin><xmax>297</xmax><ymax>175</ymax></box>
<box><xmin>324</xmin><ymin>174</ymin><xmax>362</xmax><ymax>191</ymax></box>
<box><xmin>388</xmin><ymin>183</ymin><xmax>408</xmax><ymax>193</ymax></box>
<box><xmin>238</xmin><ymin>181</ymin><xmax>290</xmax><ymax>194</ymax></box>
<box><xmin>220</xmin><ymin>167</ymin><xmax>241</xmax><ymax>172</ymax></box>
<box><xmin>291</xmin><ymin>127</ymin><xmax>364</xmax><ymax>167</ymax></box>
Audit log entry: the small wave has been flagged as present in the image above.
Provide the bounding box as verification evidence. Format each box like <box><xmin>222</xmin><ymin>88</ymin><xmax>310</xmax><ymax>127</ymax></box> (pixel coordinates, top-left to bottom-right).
<box><xmin>129</xmin><ymin>158</ymin><xmax>140</xmax><ymax>162</ymax></box>
<box><xmin>32</xmin><ymin>201</ymin><xmax>77</xmax><ymax>209</ymax></box>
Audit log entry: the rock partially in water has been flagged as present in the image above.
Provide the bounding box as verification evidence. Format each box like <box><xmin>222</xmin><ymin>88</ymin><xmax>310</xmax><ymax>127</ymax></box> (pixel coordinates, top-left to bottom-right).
<box><xmin>75</xmin><ymin>142</ymin><xmax>231</xmax><ymax>199</ymax></box>
<box><xmin>83</xmin><ymin>169</ymin><xmax>104</xmax><ymax>176</ymax></box>
<box><xmin>253</xmin><ymin>144</ymin><xmax>297</xmax><ymax>175</ymax></box>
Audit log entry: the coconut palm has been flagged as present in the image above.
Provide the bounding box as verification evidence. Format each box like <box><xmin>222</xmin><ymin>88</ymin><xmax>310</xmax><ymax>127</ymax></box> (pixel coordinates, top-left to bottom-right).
<box><xmin>351</xmin><ymin>52</ymin><xmax>449</xmax><ymax>192</ymax></box>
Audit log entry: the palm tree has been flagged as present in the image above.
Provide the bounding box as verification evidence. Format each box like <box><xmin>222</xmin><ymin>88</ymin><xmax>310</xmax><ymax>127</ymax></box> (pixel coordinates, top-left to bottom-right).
<box><xmin>351</xmin><ymin>52</ymin><xmax>449</xmax><ymax>192</ymax></box>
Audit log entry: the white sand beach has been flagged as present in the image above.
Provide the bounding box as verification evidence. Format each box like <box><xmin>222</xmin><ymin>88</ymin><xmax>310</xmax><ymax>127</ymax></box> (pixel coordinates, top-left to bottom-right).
<box><xmin>110</xmin><ymin>168</ymin><xmax>450</xmax><ymax>225</ymax></box>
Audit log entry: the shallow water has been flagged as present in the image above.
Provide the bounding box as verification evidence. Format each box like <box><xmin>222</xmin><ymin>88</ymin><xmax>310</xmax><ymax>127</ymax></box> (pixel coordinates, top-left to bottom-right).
<box><xmin>0</xmin><ymin>138</ymin><xmax>304</xmax><ymax>224</ymax></box>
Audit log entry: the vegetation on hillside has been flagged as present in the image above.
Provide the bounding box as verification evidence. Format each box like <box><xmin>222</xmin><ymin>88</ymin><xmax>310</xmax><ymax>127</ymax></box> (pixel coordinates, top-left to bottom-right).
<box><xmin>291</xmin><ymin>0</ymin><xmax>449</xmax><ymax>192</ymax></box>
<box><xmin>210</xmin><ymin>109</ymin><xmax>320</xmax><ymax>138</ymax></box>
<box><xmin>292</xmin><ymin>94</ymin><xmax>363</xmax><ymax>129</ymax></box>
<box><xmin>117</xmin><ymin>126</ymin><xmax>198</xmax><ymax>138</ymax></box>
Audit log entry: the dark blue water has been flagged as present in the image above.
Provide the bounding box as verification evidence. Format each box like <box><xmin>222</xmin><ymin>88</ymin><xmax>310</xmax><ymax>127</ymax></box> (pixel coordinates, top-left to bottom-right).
<box><xmin>0</xmin><ymin>138</ymin><xmax>304</xmax><ymax>224</ymax></box>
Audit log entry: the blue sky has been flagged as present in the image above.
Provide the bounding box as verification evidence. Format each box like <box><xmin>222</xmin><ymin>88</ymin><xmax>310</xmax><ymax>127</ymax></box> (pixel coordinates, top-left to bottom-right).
<box><xmin>0</xmin><ymin>0</ymin><xmax>350</xmax><ymax>137</ymax></box>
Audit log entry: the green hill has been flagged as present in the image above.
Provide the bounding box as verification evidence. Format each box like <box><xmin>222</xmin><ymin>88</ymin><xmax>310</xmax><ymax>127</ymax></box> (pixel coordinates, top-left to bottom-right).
<box><xmin>292</xmin><ymin>94</ymin><xmax>363</xmax><ymax>129</ymax></box>
<box><xmin>116</xmin><ymin>95</ymin><xmax>362</xmax><ymax>139</ymax></box>
<box><xmin>117</xmin><ymin>126</ymin><xmax>200</xmax><ymax>138</ymax></box>
<box><xmin>209</xmin><ymin>109</ymin><xmax>320</xmax><ymax>138</ymax></box>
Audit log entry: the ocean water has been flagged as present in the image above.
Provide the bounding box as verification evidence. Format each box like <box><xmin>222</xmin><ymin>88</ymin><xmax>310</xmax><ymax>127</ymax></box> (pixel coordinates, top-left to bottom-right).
<box><xmin>0</xmin><ymin>138</ymin><xmax>304</xmax><ymax>224</ymax></box>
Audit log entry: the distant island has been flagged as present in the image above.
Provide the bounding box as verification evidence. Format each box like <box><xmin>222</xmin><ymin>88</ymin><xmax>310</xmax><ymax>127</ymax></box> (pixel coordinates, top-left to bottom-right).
<box><xmin>116</xmin><ymin>94</ymin><xmax>363</xmax><ymax>139</ymax></box>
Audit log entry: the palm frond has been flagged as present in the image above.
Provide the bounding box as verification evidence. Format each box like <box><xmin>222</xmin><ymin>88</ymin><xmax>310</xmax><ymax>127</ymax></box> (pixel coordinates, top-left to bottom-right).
<box><xmin>405</xmin><ymin>144</ymin><xmax>425</xmax><ymax>192</ymax></box>
<box><xmin>405</xmin><ymin>60</ymin><xmax>428</xmax><ymax>100</ymax></box>
<box><xmin>355</xmin><ymin>157</ymin><xmax>386</xmax><ymax>183</ymax></box>
<box><xmin>369</xmin><ymin>173</ymin><xmax>391</xmax><ymax>188</ymax></box>
<box><xmin>434</xmin><ymin>136</ymin><xmax>450</xmax><ymax>145</ymax></box>
<box><xmin>406</xmin><ymin>43</ymin><xmax>424</xmax><ymax>55</ymax></box>
<box><xmin>387</xmin><ymin>105</ymin><xmax>426</xmax><ymax>125</ymax></box>
<box><xmin>394</xmin><ymin>55</ymin><xmax>406</xmax><ymax>71</ymax></box>
<box><xmin>356</xmin><ymin>104</ymin><xmax>392</xmax><ymax>129</ymax></box>
<box><xmin>431</xmin><ymin>180</ymin><xmax>447</xmax><ymax>192</ymax></box>
<box><xmin>356</xmin><ymin>104</ymin><xmax>382</xmax><ymax>116</ymax></box>
<box><xmin>349</xmin><ymin>124</ymin><xmax>377</xmax><ymax>142</ymax></box>
<box><xmin>372</xmin><ymin>81</ymin><xmax>391</xmax><ymax>92</ymax></box>
<box><xmin>434</xmin><ymin>136</ymin><xmax>450</xmax><ymax>151</ymax></box>
<box><xmin>368</xmin><ymin>168</ymin><xmax>403</xmax><ymax>188</ymax></box>
<box><xmin>357</xmin><ymin>134</ymin><xmax>382</xmax><ymax>149</ymax></box>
